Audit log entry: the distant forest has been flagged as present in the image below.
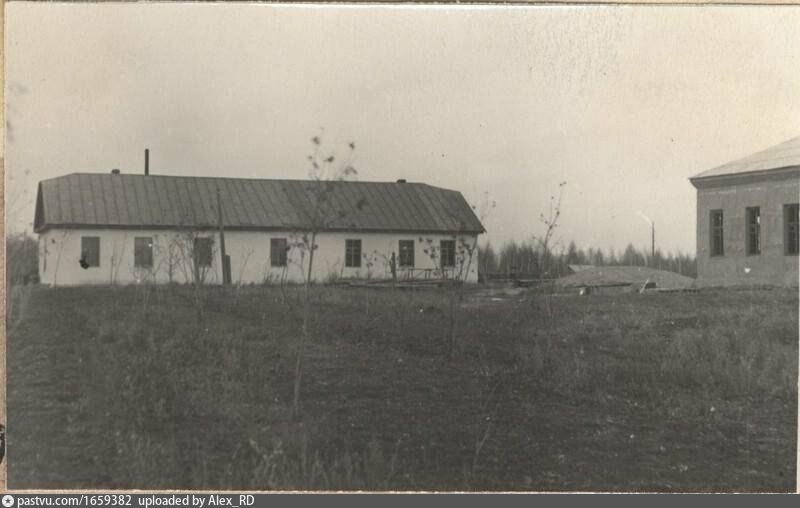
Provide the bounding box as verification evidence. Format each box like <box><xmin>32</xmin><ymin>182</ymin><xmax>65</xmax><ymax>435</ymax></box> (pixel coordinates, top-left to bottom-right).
<box><xmin>479</xmin><ymin>240</ymin><xmax>697</xmax><ymax>280</ymax></box>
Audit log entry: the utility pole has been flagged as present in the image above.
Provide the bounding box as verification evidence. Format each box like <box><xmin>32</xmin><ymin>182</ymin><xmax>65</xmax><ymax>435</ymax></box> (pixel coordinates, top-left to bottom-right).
<box><xmin>217</xmin><ymin>187</ymin><xmax>231</xmax><ymax>285</ymax></box>
<box><xmin>651</xmin><ymin>221</ymin><xmax>655</xmax><ymax>260</ymax></box>
<box><xmin>636</xmin><ymin>211</ymin><xmax>655</xmax><ymax>266</ymax></box>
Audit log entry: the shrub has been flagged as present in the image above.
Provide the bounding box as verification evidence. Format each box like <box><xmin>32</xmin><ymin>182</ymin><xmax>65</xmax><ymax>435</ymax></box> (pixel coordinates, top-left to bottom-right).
<box><xmin>6</xmin><ymin>232</ymin><xmax>38</xmax><ymax>285</ymax></box>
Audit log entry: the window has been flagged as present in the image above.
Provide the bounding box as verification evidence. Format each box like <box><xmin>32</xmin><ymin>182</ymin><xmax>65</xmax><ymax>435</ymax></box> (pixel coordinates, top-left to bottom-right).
<box><xmin>80</xmin><ymin>237</ymin><xmax>100</xmax><ymax>268</ymax></box>
<box><xmin>134</xmin><ymin>237</ymin><xmax>154</xmax><ymax>268</ymax></box>
<box><xmin>440</xmin><ymin>240</ymin><xmax>456</xmax><ymax>268</ymax></box>
<box><xmin>746</xmin><ymin>207</ymin><xmax>761</xmax><ymax>256</ymax></box>
<box><xmin>399</xmin><ymin>240</ymin><xmax>415</xmax><ymax>268</ymax></box>
<box><xmin>710</xmin><ymin>210</ymin><xmax>724</xmax><ymax>257</ymax></box>
<box><xmin>345</xmin><ymin>239</ymin><xmax>361</xmax><ymax>267</ymax></box>
<box><xmin>785</xmin><ymin>204</ymin><xmax>799</xmax><ymax>256</ymax></box>
<box><xmin>194</xmin><ymin>237</ymin><xmax>213</xmax><ymax>267</ymax></box>
<box><xmin>270</xmin><ymin>238</ymin><xmax>288</xmax><ymax>267</ymax></box>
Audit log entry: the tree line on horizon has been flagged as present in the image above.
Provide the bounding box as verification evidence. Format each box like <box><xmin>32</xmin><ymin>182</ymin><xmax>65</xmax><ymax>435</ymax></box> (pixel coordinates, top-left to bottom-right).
<box><xmin>478</xmin><ymin>239</ymin><xmax>697</xmax><ymax>280</ymax></box>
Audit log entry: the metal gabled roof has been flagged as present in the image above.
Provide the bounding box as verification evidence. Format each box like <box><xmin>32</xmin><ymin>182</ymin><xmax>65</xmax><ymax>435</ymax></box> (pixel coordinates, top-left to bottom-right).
<box><xmin>34</xmin><ymin>173</ymin><xmax>485</xmax><ymax>235</ymax></box>
<box><xmin>691</xmin><ymin>136</ymin><xmax>800</xmax><ymax>181</ymax></box>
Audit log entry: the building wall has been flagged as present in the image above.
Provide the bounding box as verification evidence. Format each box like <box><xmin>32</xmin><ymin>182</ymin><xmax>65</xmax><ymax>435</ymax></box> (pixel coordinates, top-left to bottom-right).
<box><xmin>695</xmin><ymin>172</ymin><xmax>799</xmax><ymax>286</ymax></box>
<box><xmin>37</xmin><ymin>228</ymin><xmax>480</xmax><ymax>286</ymax></box>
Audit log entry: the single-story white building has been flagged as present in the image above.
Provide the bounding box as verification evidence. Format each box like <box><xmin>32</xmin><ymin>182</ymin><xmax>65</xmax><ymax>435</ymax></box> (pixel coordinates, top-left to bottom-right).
<box><xmin>34</xmin><ymin>172</ymin><xmax>485</xmax><ymax>286</ymax></box>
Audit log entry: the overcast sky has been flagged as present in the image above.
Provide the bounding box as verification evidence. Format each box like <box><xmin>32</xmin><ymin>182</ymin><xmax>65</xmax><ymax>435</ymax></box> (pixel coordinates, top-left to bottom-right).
<box><xmin>5</xmin><ymin>3</ymin><xmax>800</xmax><ymax>255</ymax></box>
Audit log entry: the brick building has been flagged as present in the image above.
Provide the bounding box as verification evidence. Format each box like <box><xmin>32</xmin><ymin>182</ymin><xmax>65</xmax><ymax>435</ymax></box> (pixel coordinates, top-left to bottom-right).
<box><xmin>690</xmin><ymin>137</ymin><xmax>799</xmax><ymax>286</ymax></box>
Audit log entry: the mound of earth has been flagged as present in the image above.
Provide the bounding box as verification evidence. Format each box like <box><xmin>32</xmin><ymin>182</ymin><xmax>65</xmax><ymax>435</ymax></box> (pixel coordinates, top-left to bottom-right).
<box><xmin>556</xmin><ymin>265</ymin><xmax>696</xmax><ymax>290</ymax></box>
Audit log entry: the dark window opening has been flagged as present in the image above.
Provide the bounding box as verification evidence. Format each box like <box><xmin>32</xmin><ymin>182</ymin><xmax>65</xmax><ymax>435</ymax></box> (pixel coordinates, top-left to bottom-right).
<box><xmin>271</xmin><ymin>238</ymin><xmax>288</xmax><ymax>267</ymax></box>
<box><xmin>440</xmin><ymin>240</ymin><xmax>456</xmax><ymax>268</ymax></box>
<box><xmin>710</xmin><ymin>210</ymin><xmax>724</xmax><ymax>257</ymax></box>
<box><xmin>345</xmin><ymin>239</ymin><xmax>361</xmax><ymax>268</ymax></box>
<box><xmin>785</xmin><ymin>204</ymin><xmax>799</xmax><ymax>256</ymax></box>
<box><xmin>134</xmin><ymin>237</ymin><xmax>154</xmax><ymax>268</ymax></box>
<box><xmin>80</xmin><ymin>236</ymin><xmax>100</xmax><ymax>268</ymax></box>
<box><xmin>746</xmin><ymin>207</ymin><xmax>761</xmax><ymax>256</ymax></box>
<box><xmin>399</xmin><ymin>240</ymin><xmax>415</xmax><ymax>268</ymax></box>
<box><xmin>194</xmin><ymin>237</ymin><xmax>213</xmax><ymax>267</ymax></box>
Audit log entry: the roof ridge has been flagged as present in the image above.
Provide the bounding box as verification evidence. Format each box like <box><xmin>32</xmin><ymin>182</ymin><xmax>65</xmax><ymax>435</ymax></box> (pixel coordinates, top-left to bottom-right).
<box><xmin>49</xmin><ymin>172</ymin><xmax>431</xmax><ymax>186</ymax></box>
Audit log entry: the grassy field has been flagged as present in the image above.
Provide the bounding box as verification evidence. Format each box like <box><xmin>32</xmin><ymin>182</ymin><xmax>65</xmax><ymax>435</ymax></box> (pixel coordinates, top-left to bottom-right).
<box><xmin>6</xmin><ymin>284</ymin><xmax>798</xmax><ymax>491</ymax></box>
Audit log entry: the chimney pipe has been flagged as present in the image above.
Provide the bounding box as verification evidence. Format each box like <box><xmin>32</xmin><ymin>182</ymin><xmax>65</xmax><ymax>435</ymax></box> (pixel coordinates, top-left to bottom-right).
<box><xmin>396</xmin><ymin>178</ymin><xmax>407</xmax><ymax>183</ymax></box>
<box><xmin>111</xmin><ymin>169</ymin><xmax>121</xmax><ymax>175</ymax></box>
<box><xmin>145</xmin><ymin>148</ymin><xmax>150</xmax><ymax>176</ymax></box>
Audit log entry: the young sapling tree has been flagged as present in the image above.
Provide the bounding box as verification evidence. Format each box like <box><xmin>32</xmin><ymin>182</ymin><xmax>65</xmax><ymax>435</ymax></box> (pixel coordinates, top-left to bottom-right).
<box><xmin>284</xmin><ymin>134</ymin><xmax>359</xmax><ymax>419</ymax></box>
<box><xmin>532</xmin><ymin>182</ymin><xmax>566</xmax><ymax>319</ymax></box>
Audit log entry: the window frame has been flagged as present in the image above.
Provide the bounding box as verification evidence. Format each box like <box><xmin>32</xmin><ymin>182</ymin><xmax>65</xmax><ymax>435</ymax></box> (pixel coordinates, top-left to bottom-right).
<box><xmin>709</xmin><ymin>209</ymin><xmax>724</xmax><ymax>257</ymax></box>
<box><xmin>81</xmin><ymin>236</ymin><xmax>101</xmax><ymax>268</ymax></box>
<box><xmin>440</xmin><ymin>239</ymin><xmax>456</xmax><ymax>268</ymax></box>
<box><xmin>785</xmin><ymin>203</ymin><xmax>799</xmax><ymax>256</ymax></box>
<box><xmin>270</xmin><ymin>238</ymin><xmax>288</xmax><ymax>267</ymax></box>
<box><xmin>194</xmin><ymin>237</ymin><xmax>214</xmax><ymax>268</ymax></box>
<box><xmin>134</xmin><ymin>237</ymin><xmax>154</xmax><ymax>268</ymax></box>
<box><xmin>398</xmin><ymin>240</ymin><xmax>415</xmax><ymax>268</ymax></box>
<box><xmin>345</xmin><ymin>239</ymin><xmax>362</xmax><ymax>268</ymax></box>
<box><xmin>745</xmin><ymin>206</ymin><xmax>761</xmax><ymax>256</ymax></box>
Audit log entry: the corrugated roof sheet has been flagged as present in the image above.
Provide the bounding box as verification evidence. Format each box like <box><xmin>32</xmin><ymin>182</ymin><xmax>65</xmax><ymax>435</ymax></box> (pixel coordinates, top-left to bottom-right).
<box><xmin>691</xmin><ymin>136</ymin><xmax>800</xmax><ymax>180</ymax></box>
<box><xmin>34</xmin><ymin>173</ymin><xmax>485</xmax><ymax>234</ymax></box>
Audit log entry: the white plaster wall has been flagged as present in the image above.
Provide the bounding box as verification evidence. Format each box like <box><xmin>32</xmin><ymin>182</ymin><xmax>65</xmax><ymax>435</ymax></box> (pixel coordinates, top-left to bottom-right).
<box><xmin>38</xmin><ymin>228</ymin><xmax>480</xmax><ymax>286</ymax></box>
<box><xmin>37</xmin><ymin>229</ymin><xmax>223</xmax><ymax>286</ymax></box>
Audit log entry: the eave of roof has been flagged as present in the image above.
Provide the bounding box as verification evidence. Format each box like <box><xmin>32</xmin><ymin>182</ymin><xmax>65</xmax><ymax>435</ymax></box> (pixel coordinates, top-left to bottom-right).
<box><xmin>34</xmin><ymin>223</ymin><xmax>484</xmax><ymax>235</ymax></box>
<box><xmin>689</xmin><ymin>165</ymin><xmax>800</xmax><ymax>189</ymax></box>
